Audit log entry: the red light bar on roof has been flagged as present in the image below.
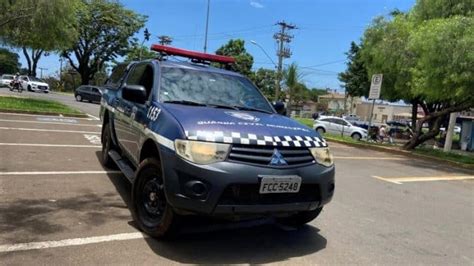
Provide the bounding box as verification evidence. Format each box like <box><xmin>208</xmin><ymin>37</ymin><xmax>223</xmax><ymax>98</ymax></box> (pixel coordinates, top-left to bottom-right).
<box><xmin>151</xmin><ymin>44</ymin><xmax>235</xmax><ymax>64</ymax></box>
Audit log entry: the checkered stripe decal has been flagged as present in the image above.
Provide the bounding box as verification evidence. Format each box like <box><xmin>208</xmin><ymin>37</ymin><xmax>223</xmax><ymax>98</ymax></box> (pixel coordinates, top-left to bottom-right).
<box><xmin>185</xmin><ymin>130</ymin><xmax>327</xmax><ymax>148</ymax></box>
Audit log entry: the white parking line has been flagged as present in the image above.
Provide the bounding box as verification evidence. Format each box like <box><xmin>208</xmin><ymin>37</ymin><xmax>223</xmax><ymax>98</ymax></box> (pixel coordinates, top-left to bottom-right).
<box><xmin>0</xmin><ymin>143</ymin><xmax>101</xmax><ymax>148</ymax></box>
<box><xmin>373</xmin><ymin>175</ymin><xmax>474</xmax><ymax>184</ymax></box>
<box><xmin>83</xmin><ymin>134</ymin><xmax>102</xmax><ymax>145</ymax></box>
<box><xmin>334</xmin><ymin>156</ymin><xmax>407</xmax><ymax>160</ymax></box>
<box><xmin>87</xmin><ymin>114</ymin><xmax>100</xmax><ymax>120</ymax></box>
<box><xmin>0</xmin><ymin>232</ymin><xmax>146</xmax><ymax>253</ymax></box>
<box><xmin>0</xmin><ymin>112</ymin><xmax>95</xmax><ymax>120</ymax></box>
<box><xmin>0</xmin><ymin>170</ymin><xmax>121</xmax><ymax>176</ymax></box>
<box><xmin>0</xmin><ymin>126</ymin><xmax>100</xmax><ymax>134</ymax></box>
<box><xmin>0</xmin><ymin>119</ymin><xmax>101</xmax><ymax>127</ymax></box>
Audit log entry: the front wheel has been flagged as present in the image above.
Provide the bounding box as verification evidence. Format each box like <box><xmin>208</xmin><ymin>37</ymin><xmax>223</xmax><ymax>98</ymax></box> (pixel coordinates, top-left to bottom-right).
<box><xmin>276</xmin><ymin>207</ymin><xmax>323</xmax><ymax>228</ymax></box>
<box><xmin>316</xmin><ymin>127</ymin><xmax>325</xmax><ymax>135</ymax></box>
<box><xmin>75</xmin><ymin>94</ymin><xmax>82</xmax><ymax>102</ymax></box>
<box><xmin>101</xmin><ymin>123</ymin><xmax>117</xmax><ymax>169</ymax></box>
<box><xmin>351</xmin><ymin>133</ymin><xmax>362</xmax><ymax>141</ymax></box>
<box><xmin>132</xmin><ymin>158</ymin><xmax>179</xmax><ymax>239</ymax></box>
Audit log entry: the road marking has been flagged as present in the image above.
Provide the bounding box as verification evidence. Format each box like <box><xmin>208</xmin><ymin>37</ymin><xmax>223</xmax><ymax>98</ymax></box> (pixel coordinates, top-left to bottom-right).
<box><xmin>83</xmin><ymin>134</ymin><xmax>102</xmax><ymax>145</ymax></box>
<box><xmin>0</xmin><ymin>112</ymin><xmax>95</xmax><ymax>120</ymax></box>
<box><xmin>334</xmin><ymin>156</ymin><xmax>407</xmax><ymax>160</ymax></box>
<box><xmin>0</xmin><ymin>170</ymin><xmax>121</xmax><ymax>176</ymax></box>
<box><xmin>0</xmin><ymin>126</ymin><xmax>100</xmax><ymax>134</ymax></box>
<box><xmin>0</xmin><ymin>143</ymin><xmax>101</xmax><ymax>148</ymax></box>
<box><xmin>0</xmin><ymin>232</ymin><xmax>147</xmax><ymax>253</ymax></box>
<box><xmin>372</xmin><ymin>175</ymin><xmax>474</xmax><ymax>184</ymax></box>
<box><xmin>0</xmin><ymin>118</ymin><xmax>101</xmax><ymax>127</ymax></box>
<box><xmin>87</xmin><ymin>114</ymin><xmax>100</xmax><ymax>120</ymax></box>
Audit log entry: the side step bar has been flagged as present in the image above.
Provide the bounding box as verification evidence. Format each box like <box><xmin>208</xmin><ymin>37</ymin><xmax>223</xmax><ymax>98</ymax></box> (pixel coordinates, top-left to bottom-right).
<box><xmin>108</xmin><ymin>150</ymin><xmax>135</xmax><ymax>183</ymax></box>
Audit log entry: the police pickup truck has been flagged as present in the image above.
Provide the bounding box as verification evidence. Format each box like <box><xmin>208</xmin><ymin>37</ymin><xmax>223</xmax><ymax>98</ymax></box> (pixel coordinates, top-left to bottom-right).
<box><xmin>100</xmin><ymin>45</ymin><xmax>335</xmax><ymax>238</ymax></box>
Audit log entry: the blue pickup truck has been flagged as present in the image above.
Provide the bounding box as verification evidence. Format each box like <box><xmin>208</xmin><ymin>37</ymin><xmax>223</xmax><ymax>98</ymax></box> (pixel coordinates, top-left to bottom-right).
<box><xmin>100</xmin><ymin>45</ymin><xmax>335</xmax><ymax>238</ymax></box>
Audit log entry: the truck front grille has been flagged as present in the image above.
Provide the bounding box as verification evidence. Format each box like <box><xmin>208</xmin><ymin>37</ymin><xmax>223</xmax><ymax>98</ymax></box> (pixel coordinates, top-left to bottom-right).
<box><xmin>228</xmin><ymin>144</ymin><xmax>315</xmax><ymax>167</ymax></box>
<box><xmin>218</xmin><ymin>184</ymin><xmax>320</xmax><ymax>205</ymax></box>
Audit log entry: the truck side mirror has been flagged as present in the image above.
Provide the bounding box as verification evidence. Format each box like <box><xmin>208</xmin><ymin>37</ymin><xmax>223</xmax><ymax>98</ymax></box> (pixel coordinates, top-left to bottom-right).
<box><xmin>273</xmin><ymin>101</ymin><xmax>286</xmax><ymax>115</ymax></box>
<box><xmin>122</xmin><ymin>85</ymin><xmax>147</xmax><ymax>104</ymax></box>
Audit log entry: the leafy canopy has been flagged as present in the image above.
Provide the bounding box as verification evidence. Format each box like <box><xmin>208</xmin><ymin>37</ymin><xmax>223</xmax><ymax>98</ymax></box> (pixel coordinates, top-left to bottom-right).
<box><xmin>215</xmin><ymin>39</ymin><xmax>254</xmax><ymax>76</ymax></box>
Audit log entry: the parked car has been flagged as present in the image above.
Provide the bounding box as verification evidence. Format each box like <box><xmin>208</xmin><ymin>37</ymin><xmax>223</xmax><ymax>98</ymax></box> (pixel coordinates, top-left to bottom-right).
<box><xmin>0</xmin><ymin>74</ymin><xmax>14</xmax><ymax>87</ymax></box>
<box><xmin>19</xmin><ymin>76</ymin><xmax>50</xmax><ymax>93</ymax></box>
<box><xmin>440</xmin><ymin>125</ymin><xmax>461</xmax><ymax>134</ymax></box>
<box><xmin>314</xmin><ymin>116</ymin><xmax>368</xmax><ymax>140</ymax></box>
<box><xmin>100</xmin><ymin>45</ymin><xmax>335</xmax><ymax>238</ymax></box>
<box><xmin>74</xmin><ymin>85</ymin><xmax>103</xmax><ymax>103</ymax></box>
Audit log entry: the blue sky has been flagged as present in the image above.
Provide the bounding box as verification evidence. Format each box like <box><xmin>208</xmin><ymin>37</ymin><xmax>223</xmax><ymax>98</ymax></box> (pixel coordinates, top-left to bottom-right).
<box><xmin>19</xmin><ymin>0</ymin><xmax>415</xmax><ymax>90</ymax></box>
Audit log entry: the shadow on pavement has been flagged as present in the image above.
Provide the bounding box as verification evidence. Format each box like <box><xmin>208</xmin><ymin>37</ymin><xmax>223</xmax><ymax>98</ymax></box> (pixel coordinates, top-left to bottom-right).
<box><xmin>97</xmin><ymin>151</ymin><xmax>328</xmax><ymax>264</ymax></box>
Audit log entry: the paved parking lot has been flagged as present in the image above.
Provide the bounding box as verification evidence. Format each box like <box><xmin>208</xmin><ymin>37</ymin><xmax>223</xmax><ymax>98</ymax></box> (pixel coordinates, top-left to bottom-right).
<box><xmin>0</xmin><ymin>110</ymin><xmax>473</xmax><ymax>265</ymax></box>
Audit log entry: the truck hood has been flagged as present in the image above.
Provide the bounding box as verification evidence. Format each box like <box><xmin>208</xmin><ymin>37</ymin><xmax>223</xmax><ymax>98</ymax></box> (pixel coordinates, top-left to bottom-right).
<box><xmin>162</xmin><ymin>103</ymin><xmax>326</xmax><ymax>147</ymax></box>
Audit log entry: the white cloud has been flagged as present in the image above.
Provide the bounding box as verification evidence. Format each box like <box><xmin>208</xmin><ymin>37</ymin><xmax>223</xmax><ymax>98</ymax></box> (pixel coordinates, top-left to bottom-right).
<box><xmin>250</xmin><ymin>0</ymin><xmax>264</xmax><ymax>8</ymax></box>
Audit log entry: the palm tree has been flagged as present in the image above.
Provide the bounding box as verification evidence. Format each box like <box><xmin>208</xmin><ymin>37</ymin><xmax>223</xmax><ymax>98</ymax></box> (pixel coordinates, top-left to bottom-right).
<box><xmin>284</xmin><ymin>63</ymin><xmax>304</xmax><ymax>115</ymax></box>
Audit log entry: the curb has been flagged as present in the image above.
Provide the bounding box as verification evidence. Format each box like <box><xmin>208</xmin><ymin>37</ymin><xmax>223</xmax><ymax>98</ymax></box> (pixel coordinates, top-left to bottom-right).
<box><xmin>326</xmin><ymin>138</ymin><xmax>474</xmax><ymax>171</ymax></box>
<box><xmin>0</xmin><ymin>109</ymin><xmax>88</xmax><ymax>118</ymax></box>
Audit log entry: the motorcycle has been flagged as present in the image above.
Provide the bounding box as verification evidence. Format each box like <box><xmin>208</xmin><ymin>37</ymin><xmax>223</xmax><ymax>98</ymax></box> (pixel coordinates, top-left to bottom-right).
<box><xmin>9</xmin><ymin>80</ymin><xmax>23</xmax><ymax>93</ymax></box>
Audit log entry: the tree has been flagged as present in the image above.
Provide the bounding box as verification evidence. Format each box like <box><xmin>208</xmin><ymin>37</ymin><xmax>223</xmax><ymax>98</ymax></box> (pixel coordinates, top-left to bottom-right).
<box><xmin>0</xmin><ymin>48</ymin><xmax>21</xmax><ymax>74</ymax></box>
<box><xmin>124</xmin><ymin>45</ymin><xmax>157</xmax><ymax>63</ymax></box>
<box><xmin>338</xmin><ymin>42</ymin><xmax>370</xmax><ymax>98</ymax></box>
<box><xmin>359</xmin><ymin>0</ymin><xmax>474</xmax><ymax>150</ymax></box>
<box><xmin>0</xmin><ymin>0</ymin><xmax>80</xmax><ymax>76</ymax></box>
<box><xmin>250</xmin><ymin>68</ymin><xmax>276</xmax><ymax>99</ymax></box>
<box><xmin>62</xmin><ymin>0</ymin><xmax>146</xmax><ymax>85</ymax></box>
<box><xmin>284</xmin><ymin>63</ymin><xmax>307</xmax><ymax>113</ymax></box>
<box><xmin>0</xmin><ymin>0</ymin><xmax>37</xmax><ymax>28</ymax></box>
<box><xmin>214</xmin><ymin>39</ymin><xmax>254</xmax><ymax>76</ymax></box>
<box><xmin>307</xmin><ymin>88</ymin><xmax>328</xmax><ymax>102</ymax></box>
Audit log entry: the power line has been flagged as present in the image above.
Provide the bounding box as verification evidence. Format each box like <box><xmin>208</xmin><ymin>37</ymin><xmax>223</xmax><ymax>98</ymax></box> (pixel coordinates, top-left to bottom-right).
<box><xmin>158</xmin><ymin>35</ymin><xmax>173</xmax><ymax>46</ymax></box>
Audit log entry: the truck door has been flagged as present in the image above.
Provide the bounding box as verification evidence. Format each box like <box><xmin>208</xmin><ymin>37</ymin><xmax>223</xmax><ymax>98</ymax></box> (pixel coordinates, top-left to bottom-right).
<box><xmin>115</xmin><ymin>63</ymin><xmax>148</xmax><ymax>159</ymax></box>
<box><xmin>127</xmin><ymin>63</ymin><xmax>155</xmax><ymax>164</ymax></box>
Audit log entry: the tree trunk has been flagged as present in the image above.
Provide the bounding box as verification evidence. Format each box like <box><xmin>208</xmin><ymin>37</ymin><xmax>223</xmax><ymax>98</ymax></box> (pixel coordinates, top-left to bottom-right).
<box><xmin>22</xmin><ymin>47</ymin><xmax>43</xmax><ymax>77</ymax></box>
<box><xmin>403</xmin><ymin>103</ymin><xmax>471</xmax><ymax>150</ymax></box>
<box><xmin>410</xmin><ymin>100</ymin><xmax>418</xmax><ymax>131</ymax></box>
<box><xmin>22</xmin><ymin>47</ymin><xmax>32</xmax><ymax>75</ymax></box>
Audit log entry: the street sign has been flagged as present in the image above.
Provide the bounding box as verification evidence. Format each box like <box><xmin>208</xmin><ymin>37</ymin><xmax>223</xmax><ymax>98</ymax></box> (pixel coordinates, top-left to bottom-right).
<box><xmin>369</xmin><ymin>74</ymin><xmax>383</xmax><ymax>100</ymax></box>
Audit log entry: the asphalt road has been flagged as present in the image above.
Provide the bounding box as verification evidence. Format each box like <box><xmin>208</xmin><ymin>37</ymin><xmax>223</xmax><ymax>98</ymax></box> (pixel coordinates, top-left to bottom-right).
<box><xmin>0</xmin><ymin>91</ymin><xmax>473</xmax><ymax>265</ymax></box>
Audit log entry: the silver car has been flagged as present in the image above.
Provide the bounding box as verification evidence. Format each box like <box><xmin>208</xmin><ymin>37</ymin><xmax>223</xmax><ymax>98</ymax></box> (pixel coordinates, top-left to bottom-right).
<box><xmin>0</xmin><ymin>74</ymin><xmax>14</xmax><ymax>87</ymax></box>
<box><xmin>314</xmin><ymin>116</ymin><xmax>368</xmax><ymax>140</ymax></box>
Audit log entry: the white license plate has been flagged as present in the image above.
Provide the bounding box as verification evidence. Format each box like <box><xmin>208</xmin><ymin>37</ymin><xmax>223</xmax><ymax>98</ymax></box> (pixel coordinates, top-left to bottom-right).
<box><xmin>259</xmin><ymin>175</ymin><xmax>302</xmax><ymax>194</ymax></box>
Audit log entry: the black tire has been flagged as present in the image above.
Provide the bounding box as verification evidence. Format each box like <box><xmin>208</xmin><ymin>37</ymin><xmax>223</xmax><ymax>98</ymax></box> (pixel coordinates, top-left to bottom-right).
<box><xmin>27</xmin><ymin>85</ymin><xmax>32</xmax><ymax>92</ymax></box>
<box><xmin>132</xmin><ymin>158</ymin><xmax>179</xmax><ymax>239</ymax></box>
<box><xmin>316</xmin><ymin>127</ymin><xmax>325</xmax><ymax>135</ymax></box>
<box><xmin>351</xmin><ymin>133</ymin><xmax>362</xmax><ymax>141</ymax></box>
<box><xmin>76</xmin><ymin>94</ymin><xmax>82</xmax><ymax>102</ymax></box>
<box><xmin>277</xmin><ymin>207</ymin><xmax>323</xmax><ymax>228</ymax></box>
<box><xmin>101</xmin><ymin>123</ymin><xmax>117</xmax><ymax>169</ymax></box>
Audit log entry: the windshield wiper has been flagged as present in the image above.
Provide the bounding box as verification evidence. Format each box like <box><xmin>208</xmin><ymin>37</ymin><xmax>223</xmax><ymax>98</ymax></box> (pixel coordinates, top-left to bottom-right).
<box><xmin>232</xmin><ymin>105</ymin><xmax>273</xmax><ymax>114</ymax></box>
<box><xmin>163</xmin><ymin>100</ymin><xmax>207</xmax><ymax>106</ymax></box>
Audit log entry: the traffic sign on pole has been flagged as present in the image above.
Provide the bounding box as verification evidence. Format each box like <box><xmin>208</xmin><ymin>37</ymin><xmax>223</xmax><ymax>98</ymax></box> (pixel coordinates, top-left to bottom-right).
<box><xmin>369</xmin><ymin>74</ymin><xmax>383</xmax><ymax>100</ymax></box>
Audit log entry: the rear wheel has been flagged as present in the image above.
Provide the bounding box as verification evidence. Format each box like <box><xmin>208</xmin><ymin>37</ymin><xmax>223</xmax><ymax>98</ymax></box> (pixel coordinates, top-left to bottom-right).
<box><xmin>101</xmin><ymin>123</ymin><xmax>117</xmax><ymax>169</ymax></box>
<box><xmin>316</xmin><ymin>127</ymin><xmax>325</xmax><ymax>135</ymax></box>
<box><xmin>277</xmin><ymin>207</ymin><xmax>323</xmax><ymax>228</ymax></box>
<box><xmin>132</xmin><ymin>158</ymin><xmax>179</xmax><ymax>239</ymax></box>
<box><xmin>351</xmin><ymin>133</ymin><xmax>362</xmax><ymax>141</ymax></box>
<box><xmin>76</xmin><ymin>94</ymin><xmax>82</xmax><ymax>102</ymax></box>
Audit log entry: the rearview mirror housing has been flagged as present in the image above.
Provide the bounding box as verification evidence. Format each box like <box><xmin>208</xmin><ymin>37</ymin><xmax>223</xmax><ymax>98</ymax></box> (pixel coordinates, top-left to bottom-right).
<box><xmin>273</xmin><ymin>101</ymin><xmax>286</xmax><ymax>115</ymax></box>
<box><xmin>122</xmin><ymin>85</ymin><xmax>147</xmax><ymax>104</ymax></box>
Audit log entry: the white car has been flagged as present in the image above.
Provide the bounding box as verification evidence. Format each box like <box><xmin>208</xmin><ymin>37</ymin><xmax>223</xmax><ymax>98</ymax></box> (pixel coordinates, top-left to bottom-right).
<box><xmin>1</xmin><ymin>74</ymin><xmax>14</xmax><ymax>87</ymax></box>
<box><xmin>440</xmin><ymin>126</ymin><xmax>461</xmax><ymax>134</ymax></box>
<box><xmin>20</xmin><ymin>76</ymin><xmax>50</xmax><ymax>93</ymax></box>
<box><xmin>314</xmin><ymin>116</ymin><xmax>368</xmax><ymax>140</ymax></box>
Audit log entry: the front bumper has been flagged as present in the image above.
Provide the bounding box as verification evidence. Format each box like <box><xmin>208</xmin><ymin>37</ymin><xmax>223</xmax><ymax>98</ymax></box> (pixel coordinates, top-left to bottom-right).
<box><xmin>159</xmin><ymin>147</ymin><xmax>335</xmax><ymax>216</ymax></box>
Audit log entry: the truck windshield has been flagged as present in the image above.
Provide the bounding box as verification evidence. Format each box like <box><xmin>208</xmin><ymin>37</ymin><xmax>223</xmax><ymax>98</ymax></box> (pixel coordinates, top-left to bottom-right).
<box><xmin>159</xmin><ymin>67</ymin><xmax>273</xmax><ymax>113</ymax></box>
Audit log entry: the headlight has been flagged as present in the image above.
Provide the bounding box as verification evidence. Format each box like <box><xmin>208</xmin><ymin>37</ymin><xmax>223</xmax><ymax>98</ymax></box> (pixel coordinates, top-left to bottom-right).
<box><xmin>175</xmin><ymin>140</ymin><xmax>230</xmax><ymax>164</ymax></box>
<box><xmin>310</xmin><ymin>147</ymin><xmax>334</xmax><ymax>167</ymax></box>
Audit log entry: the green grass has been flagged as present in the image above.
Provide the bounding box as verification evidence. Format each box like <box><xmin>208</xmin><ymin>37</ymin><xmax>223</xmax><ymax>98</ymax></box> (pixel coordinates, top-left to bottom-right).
<box><xmin>0</xmin><ymin>96</ymin><xmax>83</xmax><ymax>116</ymax></box>
<box><xmin>413</xmin><ymin>147</ymin><xmax>474</xmax><ymax>165</ymax></box>
<box><xmin>295</xmin><ymin>118</ymin><xmax>314</xmax><ymax>128</ymax></box>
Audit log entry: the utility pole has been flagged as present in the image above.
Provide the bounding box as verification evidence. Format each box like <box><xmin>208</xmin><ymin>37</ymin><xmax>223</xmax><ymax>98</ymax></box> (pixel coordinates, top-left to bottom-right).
<box><xmin>158</xmin><ymin>35</ymin><xmax>173</xmax><ymax>46</ymax></box>
<box><xmin>274</xmin><ymin>21</ymin><xmax>296</xmax><ymax>102</ymax></box>
<box><xmin>444</xmin><ymin>112</ymin><xmax>458</xmax><ymax>152</ymax></box>
<box><xmin>203</xmin><ymin>0</ymin><xmax>211</xmax><ymax>53</ymax></box>
<box><xmin>38</xmin><ymin>67</ymin><xmax>47</xmax><ymax>79</ymax></box>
